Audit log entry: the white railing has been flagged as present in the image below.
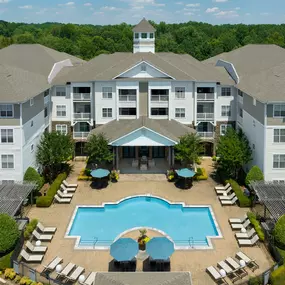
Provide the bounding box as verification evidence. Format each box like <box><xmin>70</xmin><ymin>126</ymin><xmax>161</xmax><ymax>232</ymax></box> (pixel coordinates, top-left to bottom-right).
<box><xmin>44</xmin><ymin>95</ymin><xmax>50</xmax><ymax>105</ymax></box>
<box><xmin>197</xmin><ymin>93</ymin><xmax>215</xmax><ymax>101</ymax></box>
<box><xmin>73</xmin><ymin>132</ymin><xmax>89</xmax><ymax>139</ymax></box>
<box><xmin>197</xmin><ymin>113</ymin><xmax>214</xmax><ymax>120</ymax></box>
<box><xmin>119</xmin><ymin>95</ymin><xmax>136</xmax><ymax>102</ymax></box>
<box><xmin>73</xmin><ymin>113</ymin><xmax>91</xmax><ymax>120</ymax></box>
<box><xmin>44</xmin><ymin>116</ymin><xmax>50</xmax><ymax>126</ymax></box>
<box><xmin>151</xmin><ymin>95</ymin><xmax>169</xmax><ymax>102</ymax></box>
<box><xmin>197</xmin><ymin>132</ymin><xmax>214</xmax><ymax>138</ymax></box>
<box><xmin>73</xmin><ymin>93</ymin><xmax>91</xmax><ymax>101</ymax></box>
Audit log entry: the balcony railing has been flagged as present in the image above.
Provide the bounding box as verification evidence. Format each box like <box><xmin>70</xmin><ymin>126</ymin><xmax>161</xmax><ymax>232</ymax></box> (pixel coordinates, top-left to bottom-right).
<box><xmin>119</xmin><ymin>95</ymin><xmax>136</xmax><ymax>102</ymax></box>
<box><xmin>197</xmin><ymin>132</ymin><xmax>214</xmax><ymax>138</ymax></box>
<box><xmin>197</xmin><ymin>113</ymin><xmax>214</xmax><ymax>120</ymax></box>
<box><xmin>44</xmin><ymin>116</ymin><xmax>50</xmax><ymax>126</ymax></box>
<box><xmin>73</xmin><ymin>93</ymin><xmax>91</xmax><ymax>101</ymax></box>
<box><xmin>73</xmin><ymin>132</ymin><xmax>89</xmax><ymax>139</ymax></box>
<box><xmin>197</xmin><ymin>93</ymin><xmax>214</xmax><ymax>101</ymax></box>
<box><xmin>151</xmin><ymin>95</ymin><xmax>169</xmax><ymax>102</ymax></box>
<box><xmin>44</xmin><ymin>95</ymin><xmax>50</xmax><ymax>105</ymax></box>
<box><xmin>73</xmin><ymin>113</ymin><xmax>91</xmax><ymax>120</ymax></box>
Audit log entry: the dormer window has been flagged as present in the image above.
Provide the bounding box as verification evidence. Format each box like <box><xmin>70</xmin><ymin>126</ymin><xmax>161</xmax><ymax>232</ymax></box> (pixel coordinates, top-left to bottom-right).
<box><xmin>135</xmin><ymin>33</ymin><xmax>139</xmax><ymax>39</ymax></box>
<box><xmin>141</xmin><ymin>33</ymin><xmax>147</xmax><ymax>39</ymax></box>
<box><xmin>141</xmin><ymin>64</ymin><xmax>146</xmax><ymax>72</ymax></box>
<box><xmin>150</xmin><ymin>33</ymin><xmax>154</xmax><ymax>39</ymax></box>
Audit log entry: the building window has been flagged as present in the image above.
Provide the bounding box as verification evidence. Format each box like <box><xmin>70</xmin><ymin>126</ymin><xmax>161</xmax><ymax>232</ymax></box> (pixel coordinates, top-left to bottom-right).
<box><xmin>56</xmin><ymin>124</ymin><xmax>68</xmax><ymax>135</ymax></box>
<box><xmin>151</xmin><ymin>108</ymin><xmax>168</xmax><ymax>116</ymax></box>
<box><xmin>221</xmin><ymin>105</ymin><xmax>231</xmax><ymax>117</ymax></box>
<box><xmin>273</xmin><ymin>180</ymin><xmax>285</xmax><ymax>184</ymax></box>
<box><xmin>102</xmin><ymin>87</ymin><xmax>112</xmax><ymax>99</ymax></box>
<box><xmin>197</xmin><ymin>87</ymin><xmax>214</xmax><ymax>94</ymax></box>
<box><xmin>31</xmin><ymin>120</ymin><xmax>33</xmax><ymax>127</ymax></box>
<box><xmin>175</xmin><ymin>108</ymin><xmax>185</xmax><ymax>118</ymax></box>
<box><xmin>273</xmin><ymin>154</ymin><xmax>285</xmax><ymax>169</ymax></box>
<box><xmin>102</xmin><ymin>108</ymin><xmax>112</xmax><ymax>118</ymax></box>
<box><xmin>73</xmin><ymin>87</ymin><xmax>90</xmax><ymax>94</ymax></box>
<box><xmin>44</xmin><ymin>90</ymin><xmax>49</xmax><ymax>97</ymax></box>
<box><xmin>220</xmin><ymin>124</ymin><xmax>232</xmax><ymax>136</ymax></box>
<box><xmin>1</xmin><ymin>180</ymin><xmax>14</xmax><ymax>184</ymax></box>
<box><xmin>1</xmin><ymin>154</ymin><xmax>14</xmax><ymax>169</ymax></box>
<box><xmin>31</xmin><ymin>144</ymin><xmax>34</xmax><ymax>152</ymax></box>
<box><xmin>238</xmin><ymin>89</ymin><xmax>243</xmax><ymax>97</ymax></box>
<box><xmin>175</xmin><ymin>87</ymin><xmax>185</xmax><ymax>99</ymax></box>
<box><xmin>119</xmin><ymin>89</ymin><xmax>136</xmax><ymax>101</ymax></box>
<box><xmin>44</xmin><ymin>107</ymin><xmax>48</xmax><ymax>118</ymax></box>
<box><xmin>274</xmin><ymin>104</ymin><xmax>285</xmax><ymax>117</ymax></box>
<box><xmin>0</xmin><ymin>104</ymin><xmax>13</xmax><ymax>118</ymax></box>
<box><xmin>141</xmin><ymin>64</ymin><xmax>146</xmax><ymax>72</ymax></box>
<box><xmin>119</xmin><ymin>108</ymin><xmax>137</xmax><ymax>116</ymax></box>
<box><xmin>1</xmin><ymin>129</ymin><xmax>13</xmax><ymax>143</ymax></box>
<box><xmin>135</xmin><ymin>33</ymin><xmax>139</xmax><ymax>39</ymax></box>
<box><xmin>274</xmin><ymin>129</ymin><xmax>285</xmax><ymax>143</ymax></box>
<box><xmin>56</xmin><ymin>87</ymin><xmax>66</xmax><ymax>97</ymax></box>
<box><xmin>150</xmin><ymin>33</ymin><xmax>154</xmax><ymax>39</ymax></box>
<box><xmin>221</xmin><ymin>87</ymin><xmax>231</xmax><ymax>96</ymax></box>
<box><xmin>56</xmin><ymin>105</ymin><xmax>66</xmax><ymax>117</ymax></box>
<box><xmin>239</xmin><ymin>107</ymin><xmax>243</xmax><ymax>118</ymax></box>
<box><xmin>141</xmin><ymin>33</ymin><xmax>147</xmax><ymax>39</ymax></box>
<box><xmin>30</xmin><ymin>98</ymin><xmax>34</xmax><ymax>106</ymax></box>
<box><xmin>151</xmin><ymin>89</ymin><xmax>169</xmax><ymax>101</ymax></box>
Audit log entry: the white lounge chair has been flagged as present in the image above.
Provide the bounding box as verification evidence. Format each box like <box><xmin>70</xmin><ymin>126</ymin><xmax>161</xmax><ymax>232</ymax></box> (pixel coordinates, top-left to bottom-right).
<box><xmin>25</xmin><ymin>241</ymin><xmax>47</xmax><ymax>253</ymax></box>
<box><xmin>236</xmin><ymin>251</ymin><xmax>259</xmax><ymax>271</ymax></box>
<box><xmin>236</xmin><ymin>228</ymin><xmax>256</xmax><ymax>239</ymax></box>
<box><xmin>216</xmin><ymin>187</ymin><xmax>233</xmax><ymax>196</ymax></box>
<box><xmin>56</xmin><ymin>263</ymin><xmax>75</xmax><ymax>278</ymax></box>
<box><xmin>206</xmin><ymin>266</ymin><xmax>228</xmax><ymax>284</ymax></box>
<box><xmin>57</xmin><ymin>189</ymin><xmax>73</xmax><ymax>199</ymax></box>
<box><xmin>221</xmin><ymin>196</ymin><xmax>238</xmax><ymax>205</ymax></box>
<box><xmin>20</xmin><ymin>249</ymin><xmax>44</xmax><ymax>262</ymax></box>
<box><xmin>82</xmin><ymin>272</ymin><xmax>96</xmax><ymax>285</ymax></box>
<box><xmin>32</xmin><ymin>229</ymin><xmax>53</xmax><ymax>241</ymax></box>
<box><xmin>229</xmin><ymin>214</ymin><xmax>248</xmax><ymax>224</ymax></box>
<box><xmin>225</xmin><ymin>257</ymin><xmax>247</xmax><ymax>278</ymax></box>
<box><xmin>66</xmin><ymin>266</ymin><xmax>85</xmax><ymax>282</ymax></box>
<box><xmin>43</xmin><ymin>257</ymin><xmax>63</xmax><ymax>272</ymax></box>
<box><xmin>37</xmin><ymin>222</ymin><xmax>57</xmax><ymax>233</ymax></box>
<box><xmin>238</xmin><ymin>235</ymin><xmax>259</xmax><ymax>246</ymax></box>
<box><xmin>63</xmin><ymin>180</ymin><xmax>78</xmax><ymax>188</ymax></box>
<box><xmin>215</xmin><ymin>183</ymin><xmax>230</xmax><ymax>190</ymax></box>
<box><xmin>219</xmin><ymin>192</ymin><xmax>236</xmax><ymax>201</ymax></box>
<box><xmin>61</xmin><ymin>184</ymin><xmax>76</xmax><ymax>193</ymax></box>
<box><xmin>54</xmin><ymin>194</ymin><xmax>71</xmax><ymax>204</ymax></box>
<box><xmin>231</xmin><ymin>219</ymin><xmax>251</xmax><ymax>230</ymax></box>
<box><xmin>217</xmin><ymin>260</ymin><xmax>239</xmax><ymax>283</ymax></box>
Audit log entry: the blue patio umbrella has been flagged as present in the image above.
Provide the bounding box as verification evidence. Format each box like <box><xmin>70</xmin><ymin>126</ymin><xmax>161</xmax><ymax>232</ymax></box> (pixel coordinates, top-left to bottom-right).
<box><xmin>175</xmin><ymin>168</ymin><xmax>196</xmax><ymax>178</ymax></box>
<box><xmin>146</xmin><ymin>237</ymin><xmax>174</xmax><ymax>260</ymax></box>
<box><xmin>110</xmin><ymin>238</ymin><xmax>139</xmax><ymax>262</ymax></box>
<box><xmin>90</xmin><ymin>168</ymin><xmax>110</xmax><ymax>178</ymax></box>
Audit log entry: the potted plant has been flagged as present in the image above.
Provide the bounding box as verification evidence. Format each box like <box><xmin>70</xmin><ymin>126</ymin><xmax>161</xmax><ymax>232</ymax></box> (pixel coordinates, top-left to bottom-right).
<box><xmin>167</xmin><ymin>169</ymin><xmax>175</xmax><ymax>182</ymax></box>
<box><xmin>110</xmin><ymin>170</ymin><xmax>119</xmax><ymax>182</ymax></box>
<box><xmin>137</xmin><ymin>229</ymin><xmax>150</xmax><ymax>250</ymax></box>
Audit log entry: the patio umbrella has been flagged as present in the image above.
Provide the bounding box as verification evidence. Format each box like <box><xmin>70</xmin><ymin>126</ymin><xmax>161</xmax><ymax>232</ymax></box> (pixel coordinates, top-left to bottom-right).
<box><xmin>146</xmin><ymin>237</ymin><xmax>174</xmax><ymax>260</ymax></box>
<box><xmin>175</xmin><ymin>168</ymin><xmax>196</xmax><ymax>189</ymax></box>
<box><xmin>90</xmin><ymin>168</ymin><xmax>110</xmax><ymax>178</ymax></box>
<box><xmin>110</xmin><ymin>238</ymin><xmax>139</xmax><ymax>262</ymax></box>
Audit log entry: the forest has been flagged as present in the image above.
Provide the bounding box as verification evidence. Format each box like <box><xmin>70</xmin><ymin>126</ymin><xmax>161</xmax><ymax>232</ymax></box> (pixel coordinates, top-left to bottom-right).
<box><xmin>0</xmin><ymin>20</ymin><xmax>285</xmax><ymax>61</ymax></box>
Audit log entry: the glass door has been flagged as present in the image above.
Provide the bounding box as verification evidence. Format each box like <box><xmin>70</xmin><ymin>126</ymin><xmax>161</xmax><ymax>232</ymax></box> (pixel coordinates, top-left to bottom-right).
<box><xmin>152</xmin><ymin>146</ymin><xmax>165</xmax><ymax>158</ymax></box>
<box><xmin>139</xmin><ymin>146</ymin><xmax>149</xmax><ymax>157</ymax></box>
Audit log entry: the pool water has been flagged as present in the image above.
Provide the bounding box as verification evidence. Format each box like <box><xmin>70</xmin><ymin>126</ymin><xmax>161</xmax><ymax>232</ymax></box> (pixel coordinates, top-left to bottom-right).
<box><xmin>67</xmin><ymin>196</ymin><xmax>221</xmax><ymax>248</ymax></box>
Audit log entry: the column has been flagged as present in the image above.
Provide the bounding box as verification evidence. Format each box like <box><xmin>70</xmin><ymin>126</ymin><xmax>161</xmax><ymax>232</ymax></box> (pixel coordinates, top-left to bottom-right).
<box><xmin>172</xmin><ymin>146</ymin><xmax>175</xmax><ymax>166</ymax></box>
<box><xmin>113</xmin><ymin>147</ymin><xmax>116</xmax><ymax>168</ymax></box>
<box><xmin>168</xmin><ymin>147</ymin><xmax>171</xmax><ymax>166</ymax></box>
<box><xmin>149</xmin><ymin>146</ymin><xmax>152</xmax><ymax>159</ymax></box>
<box><xmin>135</xmin><ymin>146</ymin><xmax>139</xmax><ymax>159</ymax></box>
<box><xmin>116</xmin><ymin>147</ymin><xmax>119</xmax><ymax>170</ymax></box>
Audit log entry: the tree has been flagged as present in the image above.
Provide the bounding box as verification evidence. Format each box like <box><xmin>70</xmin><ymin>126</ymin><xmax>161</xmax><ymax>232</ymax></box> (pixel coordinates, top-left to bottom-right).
<box><xmin>245</xmin><ymin>165</ymin><xmax>264</xmax><ymax>186</ymax></box>
<box><xmin>175</xmin><ymin>133</ymin><xmax>203</xmax><ymax>167</ymax></box>
<box><xmin>23</xmin><ymin>167</ymin><xmax>44</xmax><ymax>191</ymax></box>
<box><xmin>217</xmin><ymin>128</ymin><xmax>252</xmax><ymax>179</ymax></box>
<box><xmin>85</xmin><ymin>133</ymin><xmax>113</xmax><ymax>164</ymax></box>
<box><xmin>36</xmin><ymin>131</ymin><xmax>74</xmax><ymax>181</ymax></box>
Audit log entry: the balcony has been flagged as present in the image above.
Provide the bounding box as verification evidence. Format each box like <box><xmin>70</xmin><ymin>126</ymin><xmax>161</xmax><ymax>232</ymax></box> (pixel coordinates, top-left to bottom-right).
<box><xmin>44</xmin><ymin>116</ymin><xmax>50</xmax><ymax>126</ymax></box>
<box><xmin>44</xmin><ymin>95</ymin><xmax>50</xmax><ymax>105</ymax></box>
<box><xmin>197</xmin><ymin>93</ymin><xmax>214</xmax><ymax>101</ymax></box>
<box><xmin>151</xmin><ymin>95</ymin><xmax>169</xmax><ymax>102</ymax></box>
<box><xmin>73</xmin><ymin>113</ymin><xmax>91</xmax><ymax>121</ymax></box>
<box><xmin>197</xmin><ymin>132</ymin><xmax>214</xmax><ymax>138</ymax></box>
<box><xmin>73</xmin><ymin>93</ymin><xmax>91</xmax><ymax>101</ymax></box>
<box><xmin>119</xmin><ymin>95</ymin><xmax>136</xmax><ymax>102</ymax></box>
<box><xmin>197</xmin><ymin>113</ymin><xmax>214</xmax><ymax>121</ymax></box>
<box><xmin>73</xmin><ymin>132</ymin><xmax>89</xmax><ymax>139</ymax></box>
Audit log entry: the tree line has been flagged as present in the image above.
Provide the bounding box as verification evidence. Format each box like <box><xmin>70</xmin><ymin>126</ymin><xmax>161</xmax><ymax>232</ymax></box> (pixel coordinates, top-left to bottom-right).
<box><xmin>0</xmin><ymin>20</ymin><xmax>285</xmax><ymax>60</ymax></box>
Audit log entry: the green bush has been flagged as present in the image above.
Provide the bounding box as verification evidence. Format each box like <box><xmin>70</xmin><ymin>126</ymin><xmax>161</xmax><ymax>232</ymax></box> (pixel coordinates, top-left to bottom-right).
<box><xmin>23</xmin><ymin>167</ymin><xmax>44</xmax><ymax>191</ymax></box>
<box><xmin>226</xmin><ymin>179</ymin><xmax>252</xmax><ymax>207</ymax></box>
<box><xmin>245</xmin><ymin>165</ymin><xmax>264</xmax><ymax>186</ymax></box>
<box><xmin>36</xmin><ymin>172</ymin><xmax>67</xmax><ymax>207</ymax></box>
<box><xmin>273</xmin><ymin>215</ymin><xmax>285</xmax><ymax>250</ymax></box>
<box><xmin>84</xmin><ymin>168</ymin><xmax>91</xmax><ymax>176</ymax></box>
<box><xmin>0</xmin><ymin>251</ymin><xmax>13</xmax><ymax>270</ymax></box>
<box><xmin>14</xmin><ymin>275</ymin><xmax>22</xmax><ymax>283</ymax></box>
<box><xmin>247</xmin><ymin>212</ymin><xmax>265</xmax><ymax>241</ymax></box>
<box><xmin>4</xmin><ymin>268</ymin><xmax>16</xmax><ymax>280</ymax></box>
<box><xmin>194</xmin><ymin>168</ymin><xmax>208</xmax><ymax>180</ymax></box>
<box><xmin>270</xmin><ymin>265</ymin><xmax>285</xmax><ymax>285</ymax></box>
<box><xmin>23</xmin><ymin>219</ymin><xmax>38</xmax><ymax>240</ymax></box>
<box><xmin>0</xmin><ymin>214</ymin><xmax>19</xmax><ymax>255</ymax></box>
<box><xmin>248</xmin><ymin>276</ymin><xmax>263</xmax><ymax>285</ymax></box>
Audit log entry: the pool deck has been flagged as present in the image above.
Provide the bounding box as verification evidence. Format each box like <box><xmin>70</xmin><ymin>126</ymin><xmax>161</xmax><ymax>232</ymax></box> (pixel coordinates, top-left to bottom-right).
<box><xmin>27</xmin><ymin>159</ymin><xmax>274</xmax><ymax>285</ymax></box>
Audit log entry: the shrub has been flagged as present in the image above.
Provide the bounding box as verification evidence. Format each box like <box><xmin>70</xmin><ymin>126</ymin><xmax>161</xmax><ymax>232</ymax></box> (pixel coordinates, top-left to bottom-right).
<box><xmin>78</xmin><ymin>175</ymin><xmax>92</xmax><ymax>181</ymax></box>
<box><xmin>194</xmin><ymin>168</ymin><xmax>208</xmax><ymax>180</ymax></box>
<box><xmin>195</xmin><ymin>157</ymin><xmax>202</xmax><ymax>165</ymax></box>
<box><xmin>212</xmin><ymin>156</ymin><xmax>217</xmax><ymax>161</ymax></box>
<box><xmin>0</xmin><ymin>214</ymin><xmax>19</xmax><ymax>254</ymax></box>
<box><xmin>245</xmin><ymin>165</ymin><xmax>264</xmax><ymax>186</ymax></box>
<box><xmin>225</xmin><ymin>179</ymin><xmax>252</xmax><ymax>207</ymax></box>
<box><xmin>0</xmin><ymin>251</ymin><xmax>13</xmax><ymax>270</ymax></box>
<box><xmin>270</xmin><ymin>265</ymin><xmax>285</xmax><ymax>285</ymax></box>
<box><xmin>15</xmin><ymin>275</ymin><xmax>22</xmax><ymax>283</ymax></box>
<box><xmin>24</xmin><ymin>219</ymin><xmax>38</xmax><ymax>240</ymax></box>
<box><xmin>20</xmin><ymin>276</ymin><xmax>33</xmax><ymax>285</ymax></box>
<box><xmin>84</xmin><ymin>168</ymin><xmax>91</xmax><ymax>176</ymax></box>
<box><xmin>247</xmin><ymin>212</ymin><xmax>265</xmax><ymax>241</ymax></box>
<box><xmin>4</xmin><ymin>268</ymin><xmax>16</xmax><ymax>280</ymax></box>
<box><xmin>273</xmin><ymin>215</ymin><xmax>285</xmax><ymax>250</ymax></box>
<box><xmin>248</xmin><ymin>276</ymin><xmax>263</xmax><ymax>285</ymax></box>
<box><xmin>23</xmin><ymin>167</ymin><xmax>44</xmax><ymax>191</ymax></box>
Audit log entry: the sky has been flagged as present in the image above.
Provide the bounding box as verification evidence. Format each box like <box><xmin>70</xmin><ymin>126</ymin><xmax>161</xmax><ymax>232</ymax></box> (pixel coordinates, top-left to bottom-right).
<box><xmin>0</xmin><ymin>0</ymin><xmax>284</xmax><ymax>25</ymax></box>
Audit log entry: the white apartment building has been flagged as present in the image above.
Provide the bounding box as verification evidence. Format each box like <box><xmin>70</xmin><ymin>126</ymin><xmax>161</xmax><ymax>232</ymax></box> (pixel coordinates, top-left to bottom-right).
<box><xmin>1</xmin><ymin>18</ymin><xmax>285</xmax><ymax>181</ymax></box>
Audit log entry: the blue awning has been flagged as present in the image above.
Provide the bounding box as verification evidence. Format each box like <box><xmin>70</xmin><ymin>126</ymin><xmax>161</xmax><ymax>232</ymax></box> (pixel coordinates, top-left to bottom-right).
<box><xmin>175</xmin><ymin>168</ymin><xmax>195</xmax><ymax>178</ymax></box>
<box><xmin>146</xmin><ymin>237</ymin><xmax>174</xmax><ymax>260</ymax></box>
<box><xmin>90</xmin><ymin>168</ymin><xmax>110</xmax><ymax>178</ymax></box>
<box><xmin>110</xmin><ymin>238</ymin><xmax>138</xmax><ymax>262</ymax></box>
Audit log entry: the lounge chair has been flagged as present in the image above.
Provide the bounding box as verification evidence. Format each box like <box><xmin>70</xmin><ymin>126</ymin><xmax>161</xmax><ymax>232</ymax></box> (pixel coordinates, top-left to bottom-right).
<box><xmin>215</xmin><ymin>183</ymin><xmax>230</xmax><ymax>190</ymax></box>
<box><xmin>20</xmin><ymin>249</ymin><xmax>44</xmax><ymax>263</ymax></box>
<box><xmin>217</xmin><ymin>260</ymin><xmax>240</xmax><ymax>283</ymax></box>
<box><xmin>37</xmin><ymin>222</ymin><xmax>57</xmax><ymax>233</ymax></box>
<box><xmin>206</xmin><ymin>266</ymin><xmax>228</xmax><ymax>284</ymax></box>
<box><xmin>66</xmin><ymin>266</ymin><xmax>85</xmax><ymax>282</ymax></box>
<box><xmin>25</xmin><ymin>241</ymin><xmax>47</xmax><ymax>253</ymax></box>
<box><xmin>221</xmin><ymin>196</ymin><xmax>238</xmax><ymax>205</ymax></box>
<box><xmin>63</xmin><ymin>180</ymin><xmax>78</xmax><ymax>188</ymax></box>
<box><xmin>236</xmin><ymin>228</ymin><xmax>256</xmax><ymax>239</ymax></box>
<box><xmin>229</xmin><ymin>214</ymin><xmax>248</xmax><ymax>224</ymax></box>
<box><xmin>57</xmin><ymin>189</ymin><xmax>73</xmax><ymax>199</ymax></box>
<box><xmin>61</xmin><ymin>184</ymin><xmax>76</xmax><ymax>193</ymax></box>
<box><xmin>54</xmin><ymin>194</ymin><xmax>71</xmax><ymax>204</ymax></box>
<box><xmin>231</xmin><ymin>219</ymin><xmax>251</xmax><ymax>230</ymax></box>
<box><xmin>225</xmin><ymin>257</ymin><xmax>247</xmax><ymax>278</ymax></box>
<box><xmin>216</xmin><ymin>187</ymin><xmax>233</xmax><ymax>196</ymax></box>
<box><xmin>32</xmin><ymin>229</ymin><xmax>53</xmax><ymax>241</ymax></box>
<box><xmin>56</xmin><ymin>263</ymin><xmax>75</xmax><ymax>278</ymax></box>
<box><xmin>238</xmin><ymin>235</ymin><xmax>259</xmax><ymax>246</ymax></box>
<box><xmin>82</xmin><ymin>272</ymin><xmax>96</xmax><ymax>285</ymax></box>
<box><xmin>219</xmin><ymin>192</ymin><xmax>236</xmax><ymax>201</ymax></box>
<box><xmin>236</xmin><ymin>251</ymin><xmax>259</xmax><ymax>272</ymax></box>
<box><xmin>43</xmin><ymin>257</ymin><xmax>63</xmax><ymax>272</ymax></box>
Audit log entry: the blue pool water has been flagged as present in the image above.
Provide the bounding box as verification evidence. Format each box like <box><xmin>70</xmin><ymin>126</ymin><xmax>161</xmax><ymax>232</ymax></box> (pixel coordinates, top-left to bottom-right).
<box><xmin>67</xmin><ymin>196</ymin><xmax>220</xmax><ymax>247</ymax></box>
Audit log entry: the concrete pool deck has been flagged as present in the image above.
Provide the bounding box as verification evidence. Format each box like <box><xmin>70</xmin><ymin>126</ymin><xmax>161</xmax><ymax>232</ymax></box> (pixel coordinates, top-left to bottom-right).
<box><xmin>27</xmin><ymin>160</ymin><xmax>274</xmax><ymax>284</ymax></box>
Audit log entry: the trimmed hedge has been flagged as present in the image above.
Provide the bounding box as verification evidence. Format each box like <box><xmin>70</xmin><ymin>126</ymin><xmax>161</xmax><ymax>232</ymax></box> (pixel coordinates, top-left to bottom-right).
<box><xmin>270</xmin><ymin>265</ymin><xmax>285</xmax><ymax>285</ymax></box>
<box><xmin>273</xmin><ymin>215</ymin><xmax>285</xmax><ymax>250</ymax></box>
<box><xmin>23</xmin><ymin>219</ymin><xmax>38</xmax><ymax>240</ymax></box>
<box><xmin>247</xmin><ymin>212</ymin><xmax>265</xmax><ymax>242</ymax></box>
<box><xmin>245</xmin><ymin>165</ymin><xmax>264</xmax><ymax>186</ymax></box>
<box><xmin>0</xmin><ymin>251</ymin><xmax>13</xmax><ymax>270</ymax></box>
<box><xmin>194</xmin><ymin>168</ymin><xmax>208</xmax><ymax>180</ymax></box>
<box><xmin>23</xmin><ymin>167</ymin><xmax>44</xmax><ymax>191</ymax></box>
<box><xmin>226</xmin><ymin>179</ymin><xmax>252</xmax><ymax>207</ymax></box>
<box><xmin>36</xmin><ymin>172</ymin><xmax>67</xmax><ymax>207</ymax></box>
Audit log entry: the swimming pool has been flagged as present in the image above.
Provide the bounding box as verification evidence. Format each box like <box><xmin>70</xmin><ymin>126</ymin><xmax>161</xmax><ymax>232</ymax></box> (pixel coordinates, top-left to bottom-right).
<box><xmin>66</xmin><ymin>195</ymin><xmax>222</xmax><ymax>249</ymax></box>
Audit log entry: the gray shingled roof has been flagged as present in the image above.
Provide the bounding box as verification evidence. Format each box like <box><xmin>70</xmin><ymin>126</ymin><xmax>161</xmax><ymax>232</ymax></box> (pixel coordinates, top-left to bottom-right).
<box><xmin>89</xmin><ymin>117</ymin><xmax>195</xmax><ymax>144</ymax></box>
<box><xmin>133</xmin><ymin>18</ymin><xmax>156</xmax><ymax>33</ymax></box>
<box><xmin>94</xmin><ymin>272</ymin><xmax>192</xmax><ymax>285</ymax></box>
